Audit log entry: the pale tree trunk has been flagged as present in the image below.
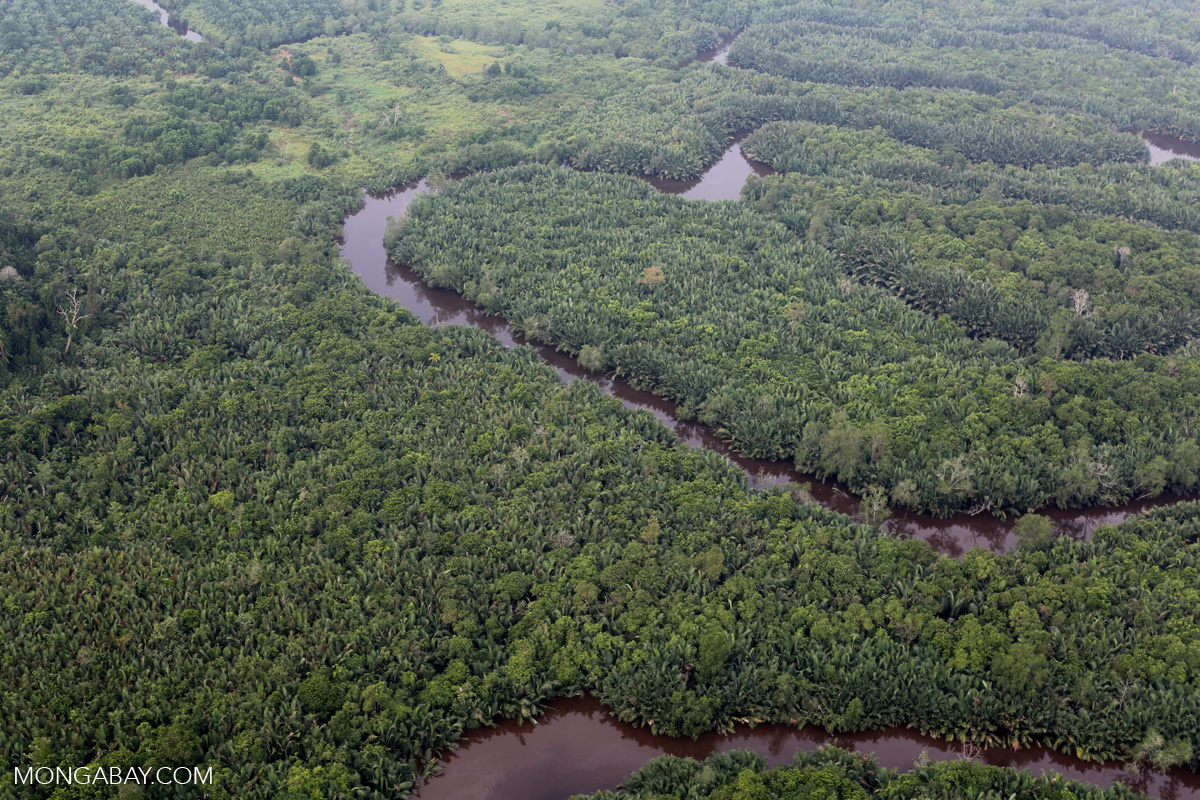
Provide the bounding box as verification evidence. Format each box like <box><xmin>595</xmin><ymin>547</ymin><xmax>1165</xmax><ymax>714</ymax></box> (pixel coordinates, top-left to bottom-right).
<box><xmin>58</xmin><ymin>287</ymin><xmax>89</xmax><ymax>355</ymax></box>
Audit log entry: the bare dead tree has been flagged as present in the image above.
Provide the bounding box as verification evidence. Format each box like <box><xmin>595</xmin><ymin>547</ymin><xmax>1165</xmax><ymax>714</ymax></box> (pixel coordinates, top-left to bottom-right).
<box><xmin>1091</xmin><ymin>452</ymin><xmax>1119</xmax><ymax>492</ymax></box>
<box><xmin>1071</xmin><ymin>287</ymin><xmax>1092</xmax><ymax>317</ymax></box>
<box><xmin>381</xmin><ymin>102</ymin><xmax>403</xmax><ymax>128</ymax></box>
<box><xmin>58</xmin><ymin>287</ymin><xmax>89</xmax><ymax>355</ymax></box>
<box><xmin>965</xmin><ymin>500</ymin><xmax>994</xmax><ymax>516</ymax></box>
<box><xmin>936</xmin><ymin>456</ymin><xmax>973</xmax><ymax>495</ymax></box>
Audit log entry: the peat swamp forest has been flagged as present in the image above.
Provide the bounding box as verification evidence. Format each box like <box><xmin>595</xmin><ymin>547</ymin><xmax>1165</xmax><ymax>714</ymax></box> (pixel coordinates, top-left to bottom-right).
<box><xmin>3</xmin><ymin>0</ymin><xmax>1200</xmax><ymax>798</ymax></box>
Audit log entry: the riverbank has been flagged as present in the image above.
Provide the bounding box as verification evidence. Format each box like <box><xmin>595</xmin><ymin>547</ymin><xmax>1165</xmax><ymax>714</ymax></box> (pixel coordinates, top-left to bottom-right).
<box><xmin>339</xmin><ymin>156</ymin><xmax>1196</xmax><ymax>557</ymax></box>
<box><xmin>411</xmin><ymin>696</ymin><xmax>1200</xmax><ymax>800</ymax></box>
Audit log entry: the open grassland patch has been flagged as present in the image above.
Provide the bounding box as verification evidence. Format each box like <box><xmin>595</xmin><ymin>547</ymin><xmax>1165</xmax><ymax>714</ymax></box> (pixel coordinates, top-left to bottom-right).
<box><xmin>409</xmin><ymin>35</ymin><xmax>509</xmax><ymax>78</ymax></box>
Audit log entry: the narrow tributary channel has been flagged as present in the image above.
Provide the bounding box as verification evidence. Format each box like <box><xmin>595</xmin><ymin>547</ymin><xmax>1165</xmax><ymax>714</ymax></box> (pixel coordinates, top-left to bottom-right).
<box><xmin>681</xmin><ymin>32</ymin><xmax>738</xmax><ymax>68</ymax></box>
<box><xmin>1137</xmin><ymin>131</ymin><xmax>1200</xmax><ymax>165</ymax></box>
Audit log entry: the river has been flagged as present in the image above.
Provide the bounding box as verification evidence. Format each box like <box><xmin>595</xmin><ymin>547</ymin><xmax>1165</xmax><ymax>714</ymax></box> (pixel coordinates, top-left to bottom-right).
<box><xmin>1138</xmin><ymin>130</ymin><xmax>1200</xmax><ymax>165</ymax></box>
<box><xmin>95</xmin><ymin>6</ymin><xmax>1200</xmax><ymax>797</ymax></box>
<box><xmin>331</xmin><ymin>52</ymin><xmax>1200</xmax><ymax>800</ymax></box>
<box><xmin>342</xmin><ymin>170</ymin><xmax>1200</xmax><ymax>792</ymax></box>
<box><xmin>127</xmin><ymin>0</ymin><xmax>203</xmax><ymax>42</ymax></box>
<box><xmin>412</xmin><ymin>696</ymin><xmax>1200</xmax><ymax>800</ymax></box>
<box><xmin>122</xmin><ymin>7</ymin><xmax>1200</xmax><ymax>178</ymax></box>
<box><xmin>682</xmin><ymin>32</ymin><xmax>738</xmax><ymax>68</ymax></box>
<box><xmin>339</xmin><ymin>144</ymin><xmax>1191</xmax><ymax>558</ymax></box>
<box><xmin>642</xmin><ymin>131</ymin><xmax>773</xmax><ymax>199</ymax></box>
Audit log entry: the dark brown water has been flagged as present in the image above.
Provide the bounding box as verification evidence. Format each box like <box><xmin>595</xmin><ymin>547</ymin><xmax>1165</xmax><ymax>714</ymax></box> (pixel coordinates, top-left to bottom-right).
<box><xmin>129</xmin><ymin>0</ymin><xmax>203</xmax><ymax>42</ymax></box>
<box><xmin>1137</xmin><ymin>130</ymin><xmax>1200</xmax><ymax>165</ymax></box>
<box><xmin>340</xmin><ymin>153</ymin><xmax>1200</xmax><ymax>800</ymax></box>
<box><xmin>414</xmin><ymin>696</ymin><xmax>1200</xmax><ymax>800</ymax></box>
<box><xmin>642</xmin><ymin>131</ymin><xmax>774</xmax><ymax>199</ymax></box>
<box><xmin>338</xmin><ymin>150</ymin><xmax>1192</xmax><ymax>557</ymax></box>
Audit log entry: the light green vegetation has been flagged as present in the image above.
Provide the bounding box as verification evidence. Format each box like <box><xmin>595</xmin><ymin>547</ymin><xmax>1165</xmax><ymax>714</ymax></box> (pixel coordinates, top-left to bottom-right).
<box><xmin>385</xmin><ymin>0</ymin><xmax>747</xmax><ymax>63</ymax></box>
<box><xmin>71</xmin><ymin>164</ymin><xmax>293</xmax><ymax>256</ymax></box>
<box><xmin>256</xmin><ymin>32</ymin><xmax>676</xmax><ymax>188</ymax></box>
<box><xmin>155</xmin><ymin>0</ymin><xmax>747</xmax><ymax>62</ymax></box>
<box><xmin>408</xmin><ymin>35</ymin><xmax>508</xmax><ymax>78</ymax></box>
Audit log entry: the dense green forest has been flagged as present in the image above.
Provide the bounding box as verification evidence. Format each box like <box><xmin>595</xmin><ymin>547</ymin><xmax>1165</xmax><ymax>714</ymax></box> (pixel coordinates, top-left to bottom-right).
<box><xmin>3</xmin><ymin>0</ymin><xmax>1200</xmax><ymax>796</ymax></box>
<box><xmin>4</xmin><ymin>211</ymin><xmax>1200</xmax><ymax>793</ymax></box>
<box><xmin>0</xmin><ymin>0</ymin><xmax>198</xmax><ymax>77</ymax></box>
<box><xmin>391</xmin><ymin>167</ymin><xmax>1200</xmax><ymax>516</ymax></box>
<box><xmin>743</xmin><ymin>127</ymin><xmax>1200</xmax><ymax>360</ymax></box>
<box><xmin>574</xmin><ymin>747</ymin><xmax>1148</xmax><ymax>800</ymax></box>
<box><xmin>381</xmin><ymin>0</ymin><xmax>1200</xmax><ymax>515</ymax></box>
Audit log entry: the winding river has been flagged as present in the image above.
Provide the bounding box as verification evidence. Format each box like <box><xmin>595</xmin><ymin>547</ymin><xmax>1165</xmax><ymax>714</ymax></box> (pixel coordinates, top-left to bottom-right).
<box><xmin>103</xmin><ymin>6</ymin><xmax>1200</xmax><ymax>797</ymax></box>
<box><xmin>125</xmin><ymin>0</ymin><xmax>1200</xmax><ymax>559</ymax></box>
<box><xmin>338</xmin><ymin>150</ymin><xmax>1200</xmax><ymax>800</ymax></box>
<box><xmin>412</xmin><ymin>696</ymin><xmax>1200</xmax><ymax>800</ymax></box>
<box><xmin>339</xmin><ymin>144</ymin><xmax>1191</xmax><ymax>559</ymax></box>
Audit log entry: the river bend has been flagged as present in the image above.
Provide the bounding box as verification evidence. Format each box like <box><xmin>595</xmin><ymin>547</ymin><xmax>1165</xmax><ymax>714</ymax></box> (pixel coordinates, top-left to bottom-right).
<box><xmin>338</xmin><ymin>148</ymin><xmax>1192</xmax><ymax>558</ymax></box>
<box><xmin>103</xmin><ymin>7</ymin><xmax>1200</xmax><ymax>797</ymax></box>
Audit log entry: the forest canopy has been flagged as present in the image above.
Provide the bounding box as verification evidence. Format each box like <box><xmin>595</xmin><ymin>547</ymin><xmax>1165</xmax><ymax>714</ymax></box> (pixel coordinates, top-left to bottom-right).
<box><xmin>3</xmin><ymin>0</ymin><xmax>1200</xmax><ymax>797</ymax></box>
<box><xmin>390</xmin><ymin>166</ymin><xmax>1200</xmax><ymax>516</ymax></box>
<box><xmin>573</xmin><ymin>747</ymin><xmax>1152</xmax><ymax>800</ymax></box>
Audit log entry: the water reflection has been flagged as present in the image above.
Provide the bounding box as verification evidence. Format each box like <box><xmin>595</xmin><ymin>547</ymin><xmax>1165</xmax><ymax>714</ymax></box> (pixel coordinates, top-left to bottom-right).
<box><xmin>128</xmin><ymin>0</ymin><xmax>203</xmax><ymax>42</ymax></box>
<box><xmin>338</xmin><ymin>149</ymin><xmax>1193</xmax><ymax>557</ymax></box>
<box><xmin>414</xmin><ymin>696</ymin><xmax>1200</xmax><ymax>800</ymax></box>
<box><xmin>642</xmin><ymin>131</ymin><xmax>774</xmax><ymax>199</ymax></box>
<box><xmin>1135</xmin><ymin>130</ymin><xmax>1200</xmax><ymax>165</ymax></box>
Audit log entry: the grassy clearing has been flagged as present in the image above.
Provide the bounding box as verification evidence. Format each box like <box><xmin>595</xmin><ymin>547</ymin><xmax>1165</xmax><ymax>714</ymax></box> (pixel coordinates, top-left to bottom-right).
<box><xmin>389</xmin><ymin>0</ymin><xmax>613</xmax><ymax>31</ymax></box>
<box><xmin>0</xmin><ymin>21</ymin><xmax>678</xmax><ymax>193</ymax></box>
<box><xmin>267</xmin><ymin>31</ymin><xmax>674</xmax><ymax>185</ymax></box>
<box><xmin>408</xmin><ymin>35</ymin><xmax>508</xmax><ymax>78</ymax></box>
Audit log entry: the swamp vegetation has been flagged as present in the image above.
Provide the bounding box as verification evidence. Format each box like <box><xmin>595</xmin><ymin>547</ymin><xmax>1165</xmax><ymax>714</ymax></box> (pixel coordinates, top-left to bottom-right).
<box><xmin>2</xmin><ymin>0</ymin><xmax>1200</xmax><ymax>797</ymax></box>
<box><xmin>392</xmin><ymin>166</ymin><xmax>1200</xmax><ymax>517</ymax></box>
<box><xmin>573</xmin><ymin>746</ymin><xmax>1154</xmax><ymax>800</ymax></box>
